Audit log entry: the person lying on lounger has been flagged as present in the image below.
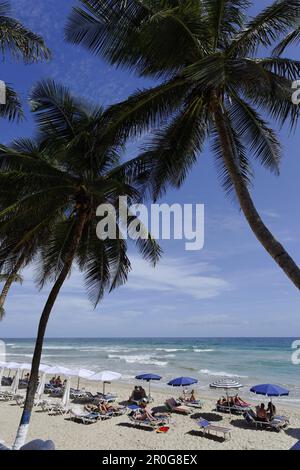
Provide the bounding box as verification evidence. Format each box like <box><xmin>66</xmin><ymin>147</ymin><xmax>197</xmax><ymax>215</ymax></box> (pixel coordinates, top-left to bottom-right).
<box><xmin>85</xmin><ymin>401</ymin><xmax>118</xmax><ymax>415</ymax></box>
<box><xmin>233</xmin><ymin>395</ymin><xmax>250</xmax><ymax>407</ymax></box>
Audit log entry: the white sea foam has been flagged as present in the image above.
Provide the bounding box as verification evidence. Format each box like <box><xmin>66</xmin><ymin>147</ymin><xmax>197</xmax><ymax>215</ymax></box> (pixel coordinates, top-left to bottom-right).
<box><xmin>108</xmin><ymin>354</ymin><xmax>168</xmax><ymax>366</ymax></box>
<box><xmin>199</xmin><ymin>369</ymin><xmax>248</xmax><ymax>378</ymax></box>
<box><xmin>155</xmin><ymin>348</ymin><xmax>188</xmax><ymax>352</ymax></box>
<box><xmin>193</xmin><ymin>349</ymin><xmax>215</xmax><ymax>352</ymax></box>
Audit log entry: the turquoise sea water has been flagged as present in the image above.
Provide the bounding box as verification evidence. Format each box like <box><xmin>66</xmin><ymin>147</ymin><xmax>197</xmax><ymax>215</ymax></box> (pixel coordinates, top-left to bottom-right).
<box><xmin>2</xmin><ymin>337</ymin><xmax>300</xmax><ymax>402</ymax></box>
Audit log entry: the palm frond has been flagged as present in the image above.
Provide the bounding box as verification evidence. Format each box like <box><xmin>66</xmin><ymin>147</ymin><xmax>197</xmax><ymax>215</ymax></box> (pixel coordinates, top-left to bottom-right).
<box><xmin>140</xmin><ymin>93</ymin><xmax>209</xmax><ymax>200</ymax></box>
<box><xmin>204</xmin><ymin>0</ymin><xmax>249</xmax><ymax>49</ymax></box>
<box><xmin>29</xmin><ymin>79</ymin><xmax>87</xmax><ymax>139</ymax></box>
<box><xmin>0</xmin><ymin>1</ymin><xmax>50</xmax><ymax>62</ymax></box>
<box><xmin>227</xmin><ymin>91</ymin><xmax>282</xmax><ymax>172</ymax></box>
<box><xmin>211</xmin><ymin>112</ymin><xmax>253</xmax><ymax>197</ymax></box>
<box><xmin>0</xmin><ymin>83</ymin><xmax>23</xmax><ymax>121</ymax></box>
<box><xmin>229</xmin><ymin>0</ymin><xmax>300</xmax><ymax>56</ymax></box>
<box><xmin>273</xmin><ymin>26</ymin><xmax>300</xmax><ymax>55</ymax></box>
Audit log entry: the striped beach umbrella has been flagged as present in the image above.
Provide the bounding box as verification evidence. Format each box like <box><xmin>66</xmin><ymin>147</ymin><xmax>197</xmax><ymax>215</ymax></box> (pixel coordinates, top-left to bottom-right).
<box><xmin>210</xmin><ymin>378</ymin><xmax>243</xmax><ymax>416</ymax></box>
<box><xmin>210</xmin><ymin>378</ymin><xmax>243</xmax><ymax>390</ymax></box>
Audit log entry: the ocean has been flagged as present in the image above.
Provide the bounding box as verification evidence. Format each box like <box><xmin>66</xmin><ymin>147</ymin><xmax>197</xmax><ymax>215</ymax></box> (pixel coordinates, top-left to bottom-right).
<box><xmin>2</xmin><ymin>337</ymin><xmax>300</xmax><ymax>403</ymax></box>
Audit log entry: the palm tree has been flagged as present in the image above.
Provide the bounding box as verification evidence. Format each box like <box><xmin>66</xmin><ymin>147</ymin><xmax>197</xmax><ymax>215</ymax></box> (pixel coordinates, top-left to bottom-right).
<box><xmin>0</xmin><ymin>272</ymin><xmax>23</xmax><ymax>319</ymax></box>
<box><xmin>0</xmin><ymin>1</ymin><xmax>50</xmax><ymax>120</ymax></box>
<box><xmin>66</xmin><ymin>0</ymin><xmax>300</xmax><ymax>289</ymax></box>
<box><xmin>0</xmin><ymin>79</ymin><xmax>161</xmax><ymax>448</ymax></box>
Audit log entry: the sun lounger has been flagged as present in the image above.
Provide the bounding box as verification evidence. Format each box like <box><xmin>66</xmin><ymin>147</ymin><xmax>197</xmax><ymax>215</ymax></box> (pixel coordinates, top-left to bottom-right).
<box><xmin>97</xmin><ymin>392</ymin><xmax>118</xmax><ymax>403</ymax></box>
<box><xmin>179</xmin><ymin>398</ymin><xmax>204</xmax><ymax>409</ymax></box>
<box><xmin>165</xmin><ymin>398</ymin><xmax>191</xmax><ymax>415</ymax></box>
<box><xmin>0</xmin><ymin>392</ymin><xmax>25</xmax><ymax>404</ymax></box>
<box><xmin>48</xmin><ymin>403</ymin><xmax>71</xmax><ymax>416</ymax></box>
<box><xmin>243</xmin><ymin>411</ymin><xmax>288</xmax><ymax>431</ymax></box>
<box><xmin>128</xmin><ymin>407</ymin><xmax>169</xmax><ymax>429</ymax></box>
<box><xmin>216</xmin><ymin>403</ymin><xmax>251</xmax><ymax>414</ymax></box>
<box><xmin>69</xmin><ymin>407</ymin><xmax>101</xmax><ymax>425</ymax></box>
<box><xmin>198</xmin><ymin>419</ymin><xmax>232</xmax><ymax>440</ymax></box>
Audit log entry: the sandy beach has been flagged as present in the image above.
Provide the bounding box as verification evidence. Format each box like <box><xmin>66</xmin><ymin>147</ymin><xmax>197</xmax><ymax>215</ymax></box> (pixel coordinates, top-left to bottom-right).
<box><xmin>1</xmin><ymin>381</ymin><xmax>299</xmax><ymax>450</ymax></box>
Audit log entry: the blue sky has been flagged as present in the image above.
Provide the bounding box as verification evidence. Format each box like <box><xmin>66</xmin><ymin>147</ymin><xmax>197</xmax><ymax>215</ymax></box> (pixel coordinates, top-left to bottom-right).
<box><xmin>0</xmin><ymin>0</ymin><xmax>300</xmax><ymax>338</ymax></box>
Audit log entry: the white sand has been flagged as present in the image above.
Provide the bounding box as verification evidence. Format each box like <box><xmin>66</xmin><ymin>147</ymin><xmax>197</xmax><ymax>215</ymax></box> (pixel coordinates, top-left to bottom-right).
<box><xmin>1</xmin><ymin>381</ymin><xmax>299</xmax><ymax>450</ymax></box>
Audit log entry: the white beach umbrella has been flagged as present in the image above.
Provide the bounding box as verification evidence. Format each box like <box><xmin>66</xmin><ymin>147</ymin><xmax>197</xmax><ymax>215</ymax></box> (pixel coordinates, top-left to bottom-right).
<box><xmin>0</xmin><ymin>365</ymin><xmax>4</xmax><ymax>392</ymax></box>
<box><xmin>210</xmin><ymin>378</ymin><xmax>243</xmax><ymax>416</ymax></box>
<box><xmin>67</xmin><ymin>368</ymin><xmax>95</xmax><ymax>389</ymax></box>
<box><xmin>61</xmin><ymin>378</ymin><xmax>71</xmax><ymax>408</ymax></box>
<box><xmin>10</xmin><ymin>368</ymin><xmax>20</xmax><ymax>395</ymax></box>
<box><xmin>5</xmin><ymin>362</ymin><xmax>20</xmax><ymax>370</ymax></box>
<box><xmin>36</xmin><ymin>373</ymin><xmax>47</xmax><ymax>400</ymax></box>
<box><xmin>18</xmin><ymin>363</ymin><xmax>32</xmax><ymax>371</ymax></box>
<box><xmin>39</xmin><ymin>364</ymin><xmax>51</xmax><ymax>373</ymax></box>
<box><xmin>45</xmin><ymin>365</ymin><xmax>73</xmax><ymax>376</ymax></box>
<box><xmin>88</xmin><ymin>371</ymin><xmax>121</xmax><ymax>394</ymax></box>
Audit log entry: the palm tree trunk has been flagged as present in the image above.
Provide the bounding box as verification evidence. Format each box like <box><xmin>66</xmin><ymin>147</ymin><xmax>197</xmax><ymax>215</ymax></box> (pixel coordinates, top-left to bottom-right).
<box><xmin>13</xmin><ymin>211</ymin><xmax>87</xmax><ymax>450</ymax></box>
<box><xmin>212</xmin><ymin>96</ymin><xmax>300</xmax><ymax>290</ymax></box>
<box><xmin>0</xmin><ymin>254</ymin><xmax>25</xmax><ymax>312</ymax></box>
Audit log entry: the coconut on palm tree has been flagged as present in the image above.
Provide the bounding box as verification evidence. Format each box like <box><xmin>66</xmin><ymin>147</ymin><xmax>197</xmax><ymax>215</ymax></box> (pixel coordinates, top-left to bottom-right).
<box><xmin>66</xmin><ymin>0</ymin><xmax>300</xmax><ymax>289</ymax></box>
<box><xmin>0</xmin><ymin>79</ymin><xmax>161</xmax><ymax>448</ymax></box>
<box><xmin>0</xmin><ymin>0</ymin><xmax>50</xmax><ymax>120</ymax></box>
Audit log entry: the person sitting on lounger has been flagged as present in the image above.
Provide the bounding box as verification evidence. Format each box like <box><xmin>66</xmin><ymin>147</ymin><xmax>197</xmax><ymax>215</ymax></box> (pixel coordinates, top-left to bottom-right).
<box><xmin>133</xmin><ymin>401</ymin><xmax>156</xmax><ymax>422</ymax></box>
<box><xmin>267</xmin><ymin>401</ymin><xmax>276</xmax><ymax>419</ymax></box>
<box><xmin>256</xmin><ymin>403</ymin><xmax>269</xmax><ymax>422</ymax></box>
<box><xmin>140</xmin><ymin>387</ymin><xmax>147</xmax><ymax>399</ymax></box>
<box><xmin>181</xmin><ymin>389</ymin><xmax>197</xmax><ymax>403</ymax></box>
<box><xmin>217</xmin><ymin>397</ymin><xmax>228</xmax><ymax>406</ymax></box>
<box><xmin>55</xmin><ymin>376</ymin><xmax>62</xmax><ymax>388</ymax></box>
<box><xmin>129</xmin><ymin>386</ymin><xmax>143</xmax><ymax>403</ymax></box>
<box><xmin>50</xmin><ymin>376</ymin><xmax>56</xmax><ymax>386</ymax></box>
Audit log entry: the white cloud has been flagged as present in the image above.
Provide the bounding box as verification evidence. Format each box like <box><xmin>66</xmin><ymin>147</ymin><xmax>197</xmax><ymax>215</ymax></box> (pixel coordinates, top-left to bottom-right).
<box><xmin>125</xmin><ymin>256</ymin><xmax>231</xmax><ymax>300</ymax></box>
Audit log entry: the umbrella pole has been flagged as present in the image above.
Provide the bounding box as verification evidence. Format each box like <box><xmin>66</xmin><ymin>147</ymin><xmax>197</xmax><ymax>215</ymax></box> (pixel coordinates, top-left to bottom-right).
<box><xmin>149</xmin><ymin>381</ymin><xmax>151</xmax><ymax>399</ymax></box>
<box><xmin>227</xmin><ymin>391</ymin><xmax>231</xmax><ymax>418</ymax></box>
<box><xmin>103</xmin><ymin>382</ymin><xmax>105</xmax><ymax>395</ymax></box>
<box><xmin>77</xmin><ymin>377</ymin><xmax>80</xmax><ymax>390</ymax></box>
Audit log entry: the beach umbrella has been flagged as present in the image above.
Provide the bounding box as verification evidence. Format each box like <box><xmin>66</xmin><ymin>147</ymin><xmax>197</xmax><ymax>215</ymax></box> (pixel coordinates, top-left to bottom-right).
<box><xmin>167</xmin><ymin>377</ymin><xmax>198</xmax><ymax>387</ymax></box>
<box><xmin>39</xmin><ymin>364</ymin><xmax>52</xmax><ymax>373</ymax></box>
<box><xmin>5</xmin><ymin>362</ymin><xmax>20</xmax><ymax>370</ymax></box>
<box><xmin>136</xmin><ymin>373</ymin><xmax>162</xmax><ymax>398</ymax></box>
<box><xmin>88</xmin><ymin>371</ymin><xmax>121</xmax><ymax>395</ymax></box>
<box><xmin>45</xmin><ymin>365</ymin><xmax>73</xmax><ymax>376</ymax></box>
<box><xmin>0</xmin><ymin>362</ymin><xmax>19</xmax><ymax>379</ymax></box>
<box><xmin>61</xmin><ymin>378</ymin><xmax>71</xmax><ymax>408</ymax></box>
<box><xmin>250</xmin><ymin>384</ymin><xmax>289</xmax><ymax>398</ymax></box>
<box><xmin>210</xmin><ymin>378</ymin><xmax>243</xmax><ymax>415</ymax></box>
<box><xmin>10</xmin><ymin>368</ymin><xmax>20</xmax><ymax>395</ymax></box>
<box><xmin>18</xmin><ymin>363</ymin><xmax>33</xmax><ymax>380</ymax></box>
<box><xmin>18</xmin><ymin>363</ymin><xmax>32</xmax><ymax>371</ymax></box>
<box><xmin>36</xmin><ymin>373</ymin><xmax>47</xmax><ymax>400</ymax></box>
<box><xmin>67</xmin><ymin>368</ymin><xmax>95</xmax><ymax>389</ymax></box>
<box><xmin>0</xmin><ymin>365</ymin><xmax>4</xmax><ymax>392</ymax></box>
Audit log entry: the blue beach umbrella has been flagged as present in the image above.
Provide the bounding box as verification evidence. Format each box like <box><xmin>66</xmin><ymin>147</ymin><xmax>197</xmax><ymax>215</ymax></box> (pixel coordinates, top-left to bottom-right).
<box><xmin>250</xmin><ymin>384</ymin><xmax>289</xmax><ymax>398</ymax></box>
<box><xmin>168</xmin><ymin>377</ymin><xmax>198</xmax><ymax>387</ymax></box>
<box><xmin>135</xmin><ymin>373</ymin><xmax>162</xmax><ymax>398</ymax></box>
